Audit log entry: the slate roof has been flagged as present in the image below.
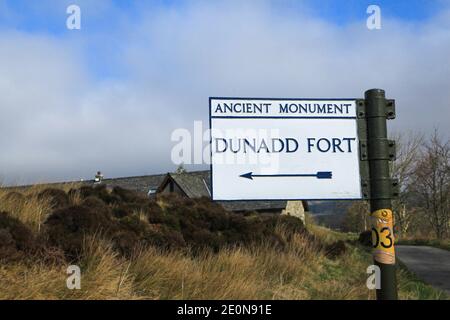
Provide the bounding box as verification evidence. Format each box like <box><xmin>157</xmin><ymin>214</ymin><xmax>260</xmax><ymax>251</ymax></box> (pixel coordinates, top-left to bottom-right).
<box><xmin>1</xmin><ymin>174</ymin><xmax>166</xmax><ymax>195</ymax></box>
<box><xmin>165</xmin><ymin>170</ymin><xmax>288</xmax><ymax>212</ymax></box>
<box><xmin>103</xmin><ymin>171</ymin><xmax>289</xmax><ymax>212</ymax></box>
<box><xmin>100</xmin><ymin>174</ymin><xmax>166</xmax><ymax>194</ymax></box>
<box><xmin>168</xmin><ymin>171</ymin><xmax>211</xmax><ymax>198</ymax></box>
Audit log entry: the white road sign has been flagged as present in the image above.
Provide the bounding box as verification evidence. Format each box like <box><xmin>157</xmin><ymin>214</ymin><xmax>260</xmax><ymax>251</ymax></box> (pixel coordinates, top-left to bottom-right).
<box><xmin>209</xmin><ymin>98</ymin><xmax>362</xmax><ymax>200</ymax></box>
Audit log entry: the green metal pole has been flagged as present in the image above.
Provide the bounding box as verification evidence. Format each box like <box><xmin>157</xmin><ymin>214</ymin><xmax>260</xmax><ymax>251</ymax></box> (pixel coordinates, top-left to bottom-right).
<box><xmin>365</xmin><ymin>89</ymin><xmax>398</xmax><ymax>300</ymax></box>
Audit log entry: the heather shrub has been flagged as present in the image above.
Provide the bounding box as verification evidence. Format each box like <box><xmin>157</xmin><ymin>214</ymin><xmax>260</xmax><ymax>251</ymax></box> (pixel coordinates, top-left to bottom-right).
<box><xmin>81</xmin><ymin>196</ymin><xmax>112</xmax><ymax>220</ymax></box>
<box><xmin>146</xmin><ymin>201</ymin><xmax>166</xmax><ymax>223</ymax></box>
<box><xmin>157</xmin><ymin>193</ymin><xmax>305</xmax><ymax>251</ymax></box>
<box><xmin>113</xmin><ymin>202</ymin><xmax>147</xmax><ymax>217</ymax></box>
<box><xmin>358</xmin><ymin>230</ymin><xmax>372</xmax><ymax>247</ymax></box>
<box><xmin>118</xmin><ymin>215</ymin><xmax>148</xmax><ymax>236</ymax></box>
<box><xmin>0</xmin><ymin>211</ymin><xmax>36</xmax><ymax>261</ymax></box>
<box><xmin>71</xmin><ymin>186</ymin><xmax>94</xmax><ymax>199</ymax></box>
<box><xmin>111</xmin><ymin>186</ymin><xmax>146</xmax><ymax>203</ymax></box>
<box><xmin>277</xmin><ymin>215</ymin><xmax>306</xmax><ymax>235</ymax></box>
<box><xmin>111</xmin><ymin>229</ymin><xmax>141</xmax><ymax>255</ymax></box>
<box><xmin>39</xmin><ymin>187</ymin><xmax>312</xmax><ymax>259</ymax></box>
<box><xmin>75</xmin><ymin>185</ymin><xmax>120</xmax><ymax>204</ymax></box>
<box><xmin>112</xmin><ymin>207</ymin><xmax>130</xmax><ymax>219</ymax></box>
<box><xmin>113</xmin><ymin>216</ymin><xmax>185</xmax><ymax>254</ymax></box>
<box><xmin>187</xmin><ymin>229</ymin><xmax>224</xmax><ymax>252</ymax></box>
<box><xmin>44</xmin><ymin>205</ymin><xmax>115</xmax><ymax>259</ymax></box>
<box><xmin>82</xmin><ymin>196</ymin><xmax>107</xmax><ymax>210</ymax></box>
<box><xmin>150</xmin><ymin>225</ymin><xmax>186</xmax><ymax>248</ymax></box>
<box><xmin>324</xmin><ymin>240</ymin><xmax>347</xmax><ymax>259</ymax></box>
<box><xmin>37</xmin><ymin>188</ymin><xmax>69</xmax><ymax>209</ymax></box>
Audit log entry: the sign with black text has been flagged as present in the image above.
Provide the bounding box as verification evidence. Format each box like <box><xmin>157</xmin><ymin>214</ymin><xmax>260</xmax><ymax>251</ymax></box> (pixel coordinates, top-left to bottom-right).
<box><xmin>209</xmin><ymin>98</ymin><xmax>362</xmax><ymax>200</ymax></box>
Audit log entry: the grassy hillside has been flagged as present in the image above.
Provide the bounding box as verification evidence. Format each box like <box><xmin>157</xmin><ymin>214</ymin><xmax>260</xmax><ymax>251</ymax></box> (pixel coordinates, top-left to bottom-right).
<box><xmin>307</xmin><ymin>201</ymin><xmax>351</xmax><ymax>229</ymax></box>
<box><xmin>0</xmin><ymin>185</ymin><xmax>446</xmax><ymax>300</ymax></box>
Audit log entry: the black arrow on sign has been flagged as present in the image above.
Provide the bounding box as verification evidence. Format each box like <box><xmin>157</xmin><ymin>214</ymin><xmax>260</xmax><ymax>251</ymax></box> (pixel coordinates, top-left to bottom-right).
<box><xmin>239</xmin><ymin>171</ymin><xmax>332</xmax><ymax>180</ymax></box>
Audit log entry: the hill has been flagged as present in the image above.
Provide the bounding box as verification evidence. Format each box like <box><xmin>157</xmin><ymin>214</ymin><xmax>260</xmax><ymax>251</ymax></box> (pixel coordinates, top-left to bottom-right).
<box><xmin>308</xmin><ymin>201</ymin><xmax>352</xmax><ymax>229</ymax></box>
<box><xmin>0</xmin><ymin>184</ymin><xmax>446</xmax><ymax>300</ymax></box>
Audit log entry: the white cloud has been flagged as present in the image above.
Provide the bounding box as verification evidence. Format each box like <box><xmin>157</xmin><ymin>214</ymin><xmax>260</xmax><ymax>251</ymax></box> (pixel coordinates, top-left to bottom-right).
<box><xmin>0</xmin><ymin>1</ymin><xmax>449</xmax><ymax>184</ymax></box>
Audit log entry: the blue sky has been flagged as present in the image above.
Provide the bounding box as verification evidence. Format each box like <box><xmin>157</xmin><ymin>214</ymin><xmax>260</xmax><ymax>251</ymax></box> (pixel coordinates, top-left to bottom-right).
<box><xmin>303</xmin><ymin>0</ymin><xmax>444</xmax><ymax>23</ymax></box>
<box><xmin>1</xmin><ymin>0</ymin><xmax>446</xmax><ymax>79</ymax></box>
<box><xmin>0</xmin><ymin>0</ymin><xmax>449</xmax><ymax>183</ymax></box>
<box><xmin>1</xmin><ymin>0</ymin><xmax>445</xmax><ymax>31</ymax></box>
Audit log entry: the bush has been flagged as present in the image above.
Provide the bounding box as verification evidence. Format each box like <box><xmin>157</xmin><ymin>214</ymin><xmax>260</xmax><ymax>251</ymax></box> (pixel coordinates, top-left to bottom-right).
<box><xmin>113</xmin><ymin>202</ymin><xmax>147</xmax><ymax>218</ymax></box>
<box><xmin>278</xmin><ymin>215</ymin><xmax>306</xmax><ymax>234</ymax></box>
<box><xmin>358</xmin><ymin>230</ymin><xmax>372</xmax><ymax>247</ymax></box>
<box><xmin>0</xmin><ymin>211</ymin><xmax>36</xmax><ymax>261</ymax></box>
<box><xmin>146</xmin><ymin>201</ymin><xmax>166</xmax><ymax>223</ymax></box>
<box><xmin>112</xmin><ymin>230</ymin><xmax>141</xmax><ymax>255</ymax></box>
<box><xmin>112</xmin><ymin>207</ymin><xmax>130</xmax><ymax>219</ymax></box>
<box><xmin>44</xmin><ymin>205</ymin><xmax>115</xmax><ymax>258</ymax></box>
<box><xmin>113</xmin><ymin>216</ymin><xmax>186</xmax><ymax>254</ymax></box>
<box><xmin>157</xmin><ymin>194</ymin><xmax>313</xmax><ymax>250</ymax></box>
<box><xmin>82</xmin><ymin>196</ymin><xmax>111</xmax><ymax>217</ymax></box>
<box><xmin>75</xmin><ymin>185</ymin><xmax>120</xmax><ymax>204</ymax></box>
<box><xmin>152</xmin><ymin>225</ymin><xmax>186</xmax><ymax>249</ymax></box>
<box><xmin>36</xmin><ymin>186</ymin><xmax>313</xmax><ymax>258</ymax></box>
<box><xmin>82</xmin><ymin>195</ymin><xmax>105</xmax><ymax>207</ymax></box>
<box><xmin>324</xmin><ymin>240</ymin><xmax>347</xmax><ymax>259</ymax></box>
<box><xmin>38</xmin><ymin>188</ymin><xmax>69</xmax><ymax>209</ymax></box>
<box><xmin>111</xmin><ymin>186</ymin><xmax>146</xmax><ymax>203</ymax></box>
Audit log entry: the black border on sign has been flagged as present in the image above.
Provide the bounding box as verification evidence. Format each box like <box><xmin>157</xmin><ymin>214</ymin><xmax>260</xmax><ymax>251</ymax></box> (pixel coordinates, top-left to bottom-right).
<box><xmin>208</xmin><ymin>97</ymin><xmax>363</xmax><ymax>202</ymax></box>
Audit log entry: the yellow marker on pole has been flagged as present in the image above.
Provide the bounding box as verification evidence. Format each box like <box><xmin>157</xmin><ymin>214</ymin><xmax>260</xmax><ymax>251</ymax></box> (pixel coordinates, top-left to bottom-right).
<box><xmin>371</xmin><ymin>209</ymin><xmax>395</xmax><ymax>265</ymax></box>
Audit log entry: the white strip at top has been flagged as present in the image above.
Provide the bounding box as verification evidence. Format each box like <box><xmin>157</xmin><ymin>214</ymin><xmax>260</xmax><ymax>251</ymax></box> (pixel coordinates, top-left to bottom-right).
<box><xmin>210</xmin><ymin>98</ymin><xmax>357</xmax><ymax>118</ymax></box>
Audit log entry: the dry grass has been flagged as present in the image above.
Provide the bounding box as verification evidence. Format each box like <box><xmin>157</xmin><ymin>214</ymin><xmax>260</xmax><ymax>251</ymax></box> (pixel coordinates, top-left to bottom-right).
<box><xmin>0</xmin><ymin>183</ymin><xmax>81</xmax><ymax>232</ymax></box>
<box><xmin>0</xmin><ymin>231</ymin><xmax>373</xmax><ymax>300</ymax></box>
<box><xmin>0</xmin><ymin>232</ymin><xmax>445</xmax><ymax>300</ymax></box>
<box><xmin>0</xmin><ymin>189</ymin><xmax>52</xmax><ymax>233</ymax></box>
<box><xmin>128</xmin><ymin>231</ymin><xmax>326</xmax><ymax>300</ymax></box>
<box><xmin>0</xmin><ymin>236</ymin><xmax>137</xmax><ymax>300</ymax></box>
<box><xmin>0</xmin><ymin>185</ymin><xmax>446</xmax><ymax>300</ymax></box>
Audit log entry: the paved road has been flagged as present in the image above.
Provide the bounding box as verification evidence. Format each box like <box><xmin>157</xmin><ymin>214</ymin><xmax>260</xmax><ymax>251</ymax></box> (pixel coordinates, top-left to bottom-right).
<box><xmin>397</xmin><ymin>245</ymin><xmax>450</xmax><ymax>293</ymax></box>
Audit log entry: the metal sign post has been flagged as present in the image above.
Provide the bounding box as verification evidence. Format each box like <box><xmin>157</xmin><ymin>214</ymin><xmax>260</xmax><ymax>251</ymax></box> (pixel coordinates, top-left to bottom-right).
<box><xmin>364</xmin><ymin>88</ymin><xmax>398</xmax><ymax>300</ymax></box>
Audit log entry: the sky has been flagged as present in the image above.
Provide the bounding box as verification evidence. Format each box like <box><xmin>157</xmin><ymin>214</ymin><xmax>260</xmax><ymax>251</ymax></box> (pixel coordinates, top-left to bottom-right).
<box><xmin>0</xmin><ymin>0</ymin><xmax>449</xmax><ymax>184</ymax></box>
